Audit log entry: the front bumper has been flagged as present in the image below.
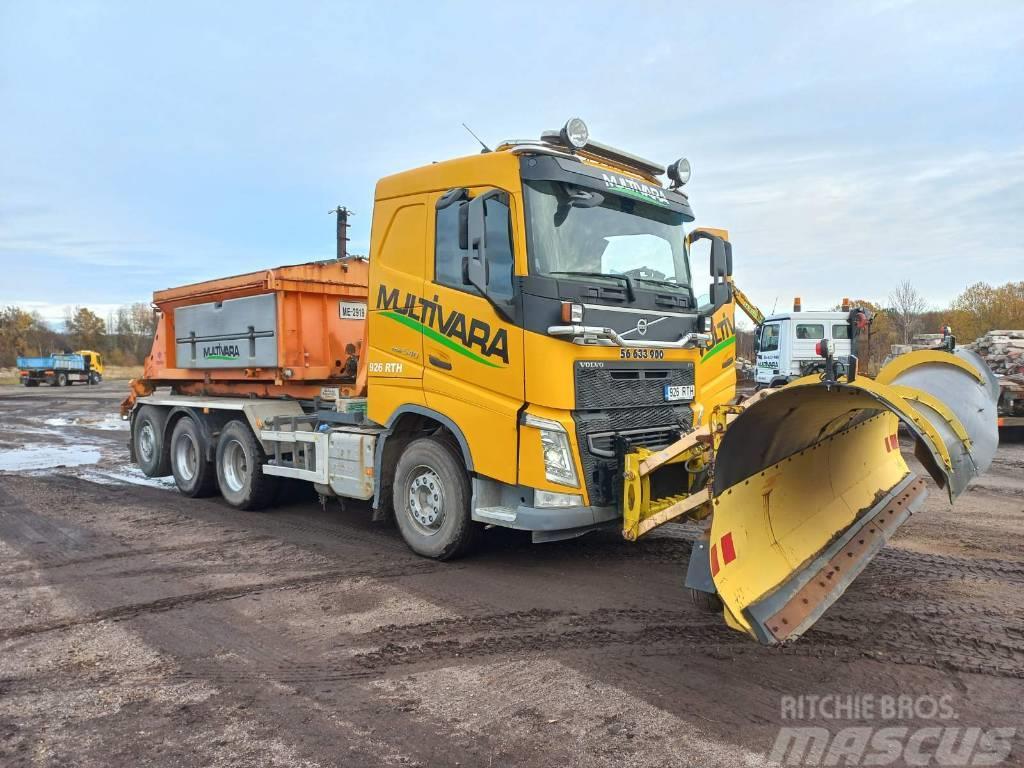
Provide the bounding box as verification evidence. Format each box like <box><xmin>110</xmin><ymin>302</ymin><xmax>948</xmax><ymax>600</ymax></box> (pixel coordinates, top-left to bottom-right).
<box><xmin>471</xmin><ymin>476</ymin><xmax>619</xmax><ymax>541</ymax></box>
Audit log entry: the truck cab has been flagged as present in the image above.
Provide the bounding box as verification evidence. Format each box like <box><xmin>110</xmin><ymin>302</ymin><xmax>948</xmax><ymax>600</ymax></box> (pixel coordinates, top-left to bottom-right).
<box><xmin>365</xmin><ymin>120</ymin><xmax>737</xmax><ymax>547</ymax></box>
<box><xmin>754</xmin><ymin>309</ymin><xmax>852</xmax><ymax>388</ymax></box>
<box><xmin>79</xmin><ymin>350</ymin><xmax>104</xmax><ymax>381</ymax></box>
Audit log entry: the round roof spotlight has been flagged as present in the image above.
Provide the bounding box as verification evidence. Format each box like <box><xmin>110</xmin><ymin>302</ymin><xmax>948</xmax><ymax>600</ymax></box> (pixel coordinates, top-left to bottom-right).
<box><xmin>667</xmin><ymin>157</ymin><xmax>691</xmax><ymax>188</ymax></box>
<box><xmin>561</xmin><ymin>118</ymin><xmax>589</xmax><ymax>149</ymax></box>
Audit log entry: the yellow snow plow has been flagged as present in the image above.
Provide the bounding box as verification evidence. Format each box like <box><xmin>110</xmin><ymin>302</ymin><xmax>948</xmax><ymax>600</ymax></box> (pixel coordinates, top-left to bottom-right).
<box><xmin>623</xmin><ymin>347</ymin><xmax>999</xmax><ymax>644</ymax></box>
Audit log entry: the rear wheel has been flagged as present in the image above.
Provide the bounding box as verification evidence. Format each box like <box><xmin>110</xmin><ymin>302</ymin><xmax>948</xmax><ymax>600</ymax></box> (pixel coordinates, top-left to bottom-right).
<box><xmin>57</xmin><ymin>372</ymin><xmax>69</xmax><ymax>387</ymax></box>
<box><xmin>170</xmin><ymin>417</ymin><xmax>218</xmax><ymax>497</ymax></box>
<box><xmin>134</xmin><ymin>405</ymin><xmax>171</xmax><ymax>477</ymax></box>
<box><xmin>216</xmin><ymin>420</ymin><xmax>277</xmax><ymax>510</ymax></box>
<box><xmin>393</xmin><ymin>436</ymin><xmax>478</xmax><ymax>560</ymax></box>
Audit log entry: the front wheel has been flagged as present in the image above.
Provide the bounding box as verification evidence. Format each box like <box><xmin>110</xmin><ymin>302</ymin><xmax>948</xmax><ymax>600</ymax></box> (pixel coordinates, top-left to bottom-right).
<box><xmin>215</xmin><ymin>420</ymin><xmax>277</xmax><ymax>510</ymax></box>
<box><xmin>688</xmin><ymin>588</ymin><xmax>723</xmax><ymax>613</ymax></box>
<box><xmin>392</xmin><ymin>436</ymin><xmax>478</xmax><ymax>560</ymax></box>
<box><xmin>89</xmin><ymin>372</ymin><xmax>101</xmax><ymax>385</ymax></box>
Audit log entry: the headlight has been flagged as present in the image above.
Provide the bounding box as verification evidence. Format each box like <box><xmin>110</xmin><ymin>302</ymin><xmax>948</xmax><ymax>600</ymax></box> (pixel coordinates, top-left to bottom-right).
<box><xmin>560</xmin><ymin>117</ymin><xmax>589</xmax><ymax>149</ymax></box>
<box><xmin>667</xmin><ymin>157</ymin><xmax>691</xmax><ymax>187</ymax></box>
<box><xmin>521</xmin><ymin>413</ymin><xmax>580</xmax><ymax>488</ymax></box>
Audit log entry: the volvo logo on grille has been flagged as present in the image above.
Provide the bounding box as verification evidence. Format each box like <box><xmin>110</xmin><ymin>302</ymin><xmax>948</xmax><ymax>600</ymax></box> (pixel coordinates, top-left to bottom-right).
<box><xmin>636</xmin><ymin>318</ymin><xmax>648</xmax><ymax>336</ymax></box>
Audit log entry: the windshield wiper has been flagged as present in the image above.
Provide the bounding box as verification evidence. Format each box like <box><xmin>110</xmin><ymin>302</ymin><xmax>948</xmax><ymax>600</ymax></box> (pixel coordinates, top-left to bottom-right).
<box><xmin>634</xmin><ymin>276</ymin><xmax>690</xmax><ymax>292</ymax></box>
<box><xmin>547</xmin><ymin>271</ymin><xmax>635</xmax><ymax>301</ymax></box>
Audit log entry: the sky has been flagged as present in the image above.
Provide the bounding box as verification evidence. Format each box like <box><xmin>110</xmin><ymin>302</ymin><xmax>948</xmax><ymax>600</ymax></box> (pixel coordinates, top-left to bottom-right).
<box><xmin>1</xmin><ymin>1</ymin><xmax>1022</xmax><ymax>327</ymax></box>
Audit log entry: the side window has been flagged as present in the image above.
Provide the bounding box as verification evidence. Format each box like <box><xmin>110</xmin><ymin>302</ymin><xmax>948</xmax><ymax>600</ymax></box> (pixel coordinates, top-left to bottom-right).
<box><xmin>832</xmin><ymin>324</ymin><xmax>850</xmax><ymax>339</ymax></box>
<box><xmin>435</xmin><ymin>201</ymin><xmax>478</xmax><ymax>294</ymax></box>
<box><xmin>760</xmin><ymin>323</ymin><xmax>780</xmax><ymax>352</ymax></box>
<box><xmin>795</xmin><ymin>323</ymin><xmax>825</xmax><ymax>340</ymax></box>
<box><xmin>434</xmin><ymin>191</ymin><xmax>514</xmax><ymax>301</ymax></box>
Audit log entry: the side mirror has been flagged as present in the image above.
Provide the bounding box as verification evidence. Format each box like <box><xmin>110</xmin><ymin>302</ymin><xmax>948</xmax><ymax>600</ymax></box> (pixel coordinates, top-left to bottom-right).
<box><xmin>466</xmin><ymin>192</ymin><xmax>497</xmax><ymax>293</ymax></box>
<box><xmin>689</xmin><ymin>229</ymin><xmax>734</xmax><ymax>314</ymax></box>
<box><xmin>464</xmin><ymin>188</ymin><xmax>516</xmax><ymax>321</ymax></box>
<box><xmin>708</xmin><ymin>282</ymin><xmax>732</xmax><ymax>309</ymax></box>
<box><xmin>710</xmin><ymin>238</ymin><xmax>732</xmax><ymax>278</ymax></box>
<box><xmin>458</xmin><ymin>203</ymin><xmax>469</xmax><ymax>251</ymax></box>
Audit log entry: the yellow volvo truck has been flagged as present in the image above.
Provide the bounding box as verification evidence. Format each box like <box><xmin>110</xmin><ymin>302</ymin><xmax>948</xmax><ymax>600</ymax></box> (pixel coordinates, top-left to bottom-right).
<box><xmin>124</xmin><ymin>119</ymin><xmax>999</xmax><ymax>644</ymax></box>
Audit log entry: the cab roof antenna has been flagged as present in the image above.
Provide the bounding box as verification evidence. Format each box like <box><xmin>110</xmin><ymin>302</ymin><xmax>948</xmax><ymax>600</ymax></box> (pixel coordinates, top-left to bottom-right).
<box><xmin>462</xmin><ymin>123</ymin><xmax>492</xmax><ymax>153</ymax></box>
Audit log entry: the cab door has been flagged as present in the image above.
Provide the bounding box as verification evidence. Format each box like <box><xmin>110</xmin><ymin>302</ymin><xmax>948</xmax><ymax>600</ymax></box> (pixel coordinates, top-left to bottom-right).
<box><xmin>758</xmin><ymin>321</ymin><xmax>783</xmax><ymax>383</ymax></box>
<box><xmin>366</xmin><ymin>199</ymin><xmax>428</xmax><ymax>425</ymax></box>
<box><xmin>422</xmin><ymin>188</ymin><xmax>524</xmax><ymax>484</ymax></box>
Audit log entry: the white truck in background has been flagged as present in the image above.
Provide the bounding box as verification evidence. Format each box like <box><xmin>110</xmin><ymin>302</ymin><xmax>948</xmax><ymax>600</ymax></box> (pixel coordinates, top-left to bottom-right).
<box><xmin>753</xmin><ymin>301</ymin><xmax>854</xmax><ymax>388</ymax></box>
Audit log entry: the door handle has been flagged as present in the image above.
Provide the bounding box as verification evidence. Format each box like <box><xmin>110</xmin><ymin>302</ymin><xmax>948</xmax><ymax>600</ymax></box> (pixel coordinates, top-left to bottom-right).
<box><xmin>429</xmin><ymin>355</ymin><xmax>452</xmax><ymax>370</ymax></box>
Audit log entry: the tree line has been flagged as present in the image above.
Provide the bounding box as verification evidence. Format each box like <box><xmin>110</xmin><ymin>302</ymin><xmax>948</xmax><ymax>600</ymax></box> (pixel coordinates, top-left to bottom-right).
<box><xmin>856</xmin><ymin>279</ymin><xmax>1024</xmax><ymax>372</ymax></box>
<box><xmin>0</xmin><ymin>304</ymin><xmax>157</xmax><ymax>368</ymax></box>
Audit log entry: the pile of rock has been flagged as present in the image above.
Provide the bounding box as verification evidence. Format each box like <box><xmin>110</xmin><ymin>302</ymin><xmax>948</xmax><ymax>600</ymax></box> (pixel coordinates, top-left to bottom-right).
<box><xmin>889</xmin><ymin>333</ymin><xmax>949</xmax><ymax>358</ymax></box>
<box><xmin>735</xmin><ymin>357</ymin><xmax>756</xmax><ymax>379</ymax></box>
<box><xmin>965</xmin><ymin>330</ymin><xmax>1024</xmax><ymax>376</ymax></box>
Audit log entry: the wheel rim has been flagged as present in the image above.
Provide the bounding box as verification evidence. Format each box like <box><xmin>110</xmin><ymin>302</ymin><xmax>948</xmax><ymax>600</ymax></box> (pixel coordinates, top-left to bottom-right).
<box><xmin>222</xmin><ymin>439</ymin><xmax>248</xmax><ymax>493</ymax></box>
<box><xmin>407</xmin><ymin>465</ymin><xmax>445</xmax><ymax>536</ymax></box>
<box><xmin>138</xmin><ymin>423</ymin><xmax>156</xmax><ymax>463</ymax></box>
<box><xmin>174</xmin><ymin>432</ymin><xmax>198</xmax><ymax>482</ymax></box>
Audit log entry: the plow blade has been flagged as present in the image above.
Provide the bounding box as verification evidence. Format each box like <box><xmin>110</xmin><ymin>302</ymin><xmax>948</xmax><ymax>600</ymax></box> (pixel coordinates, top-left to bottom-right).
<box><xmin>698</xmin><ymin>349</ymin><xmax>999</xmax><ymax>644</ymax></box>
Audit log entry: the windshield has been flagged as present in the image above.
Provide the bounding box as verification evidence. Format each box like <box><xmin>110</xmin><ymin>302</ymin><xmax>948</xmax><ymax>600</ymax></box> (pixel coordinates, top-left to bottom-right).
<box><xmin>523</xmin><ymin>180</ymin><xmax>691</xmax><ymax>290</ymax></box>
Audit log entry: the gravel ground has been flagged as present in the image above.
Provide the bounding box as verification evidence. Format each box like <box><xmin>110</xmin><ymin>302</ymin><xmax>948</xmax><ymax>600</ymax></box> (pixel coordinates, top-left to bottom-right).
<box><xmin>0</xmin><ymin>381</ymin><xmax>1022</xmax><ymax>767</ymax></box>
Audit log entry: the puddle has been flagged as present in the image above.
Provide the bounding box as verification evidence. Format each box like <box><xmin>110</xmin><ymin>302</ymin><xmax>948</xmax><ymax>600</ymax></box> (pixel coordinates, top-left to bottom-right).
<box><xmin>0</xmin><ymin>445</ymin><xmax>102</xmax><ymax>471</ymax></box>
<box><xmin>77</xmin><ymin>466</ymin><xmax>176</xmax><ymax>489</ymax></box>
<box><xmin>44</xmin><ymin>414</ymin><xmax>127</xmax><ymax>431</ymax></box>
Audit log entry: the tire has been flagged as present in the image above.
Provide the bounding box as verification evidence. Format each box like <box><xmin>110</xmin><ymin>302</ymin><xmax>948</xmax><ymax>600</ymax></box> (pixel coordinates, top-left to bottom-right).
<box><xmin>89</xmin><ymin>372</ymin><xmax>101</xmax><ymax>385</ymax></box>
<box><xmin>215</xmin><ymin>420</ymin><xmax>278</xmax><ymax>510</ymax></box>
<box><xmin>392</xmin><ymin>436</ymin><xmax>478</xmax><ymax>560</ymax></box>
<box><xmin>57</xmin><ymin>372</ymin><xmax>69</xmax><ymax>387</ymax></box>
<box><xmin>169</xmin><ymin>417</ymin><xmax>218</xmax><ymax>497</ymax></box>
<box><xmin>133</xmin><ymin>405</ymin><xmax>171</xmax><ymax>477</ymax></box>
<box><xmin>689</xmin><ymin>588</ymin><xmax>723</xmax><ymax>613</ymax></box>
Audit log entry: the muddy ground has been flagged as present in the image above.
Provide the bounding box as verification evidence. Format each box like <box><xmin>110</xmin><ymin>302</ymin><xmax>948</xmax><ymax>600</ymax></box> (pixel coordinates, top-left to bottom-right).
<box><xmin>0</xmin><ymin>381</ymin><xmax>1021</xmax><ymax>767</ymax></box>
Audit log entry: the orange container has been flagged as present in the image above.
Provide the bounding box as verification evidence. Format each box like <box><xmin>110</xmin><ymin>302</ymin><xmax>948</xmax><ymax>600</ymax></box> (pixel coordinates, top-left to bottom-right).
<box><xmin>134</xmin><ymin>259</ymin><xmax>370</xmax><ymax>403</ymax></box>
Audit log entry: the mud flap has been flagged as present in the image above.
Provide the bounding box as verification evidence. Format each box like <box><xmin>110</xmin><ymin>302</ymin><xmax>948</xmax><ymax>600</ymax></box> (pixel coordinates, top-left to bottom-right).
<box><xmin>693</xmin><ymin>349</ymin><xmax>999</xmax><ymax>644</ymax></box>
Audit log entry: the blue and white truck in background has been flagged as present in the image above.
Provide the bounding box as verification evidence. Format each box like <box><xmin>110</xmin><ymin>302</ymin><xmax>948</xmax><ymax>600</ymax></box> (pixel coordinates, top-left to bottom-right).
<box><xmin>16</xmin><ymin>350</ymin><xmax>105</xmax><ymax>387</ymax></box>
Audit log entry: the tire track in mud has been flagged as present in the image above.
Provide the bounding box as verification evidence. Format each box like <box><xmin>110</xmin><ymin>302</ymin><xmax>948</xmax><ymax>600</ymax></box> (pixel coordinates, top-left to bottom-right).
<box><xmin>869</xmin><ymin>547</ymin><xmax>1024</xmax><ymax>584</ymax></box>
<box><xmin>11</xmin><ymin>471</ymin><xmax>413</xmax><ymax>559</ymax></box>
<box><xmin>0</xmin><ymin>535</ymin><xmax>274</xmax><ymax>576</ymax></box>
<box><xmin>346</xmin><ymin>621</ymin><xmax>1024</xmax><ymax>681</ymax></box>
<box><xmin>0</xmin><ymin>559</ymin><xmax>448</xmax><ymax>642</ymax></box>
<box><xmin>536</xmin><ymin>530</ymin><xmax>1024</xmax><ymax>583</ymax></box>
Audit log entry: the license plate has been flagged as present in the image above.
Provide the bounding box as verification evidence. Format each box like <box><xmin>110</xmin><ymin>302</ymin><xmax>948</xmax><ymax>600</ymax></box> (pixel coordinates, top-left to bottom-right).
<box><xmin>664</xmin><ymin>384</ymin><xmax>695</xmax><ymax>402</ymax></box>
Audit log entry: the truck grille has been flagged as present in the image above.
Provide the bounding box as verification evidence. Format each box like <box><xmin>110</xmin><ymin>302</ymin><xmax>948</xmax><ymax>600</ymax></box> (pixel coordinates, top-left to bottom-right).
<box><xmin>575</xmin><ymin>362</ymin><xmax>695</xmax><ymax>410</ymax></box>
<box><xmin>586</xmin><ymin>426</ymin><xmax>681</xmax><ymax>458</ymax></box>
<box><xmin>573</xmin><ymin>405</ymin><xmax>693</xmax><ymax>507</ymax></box>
